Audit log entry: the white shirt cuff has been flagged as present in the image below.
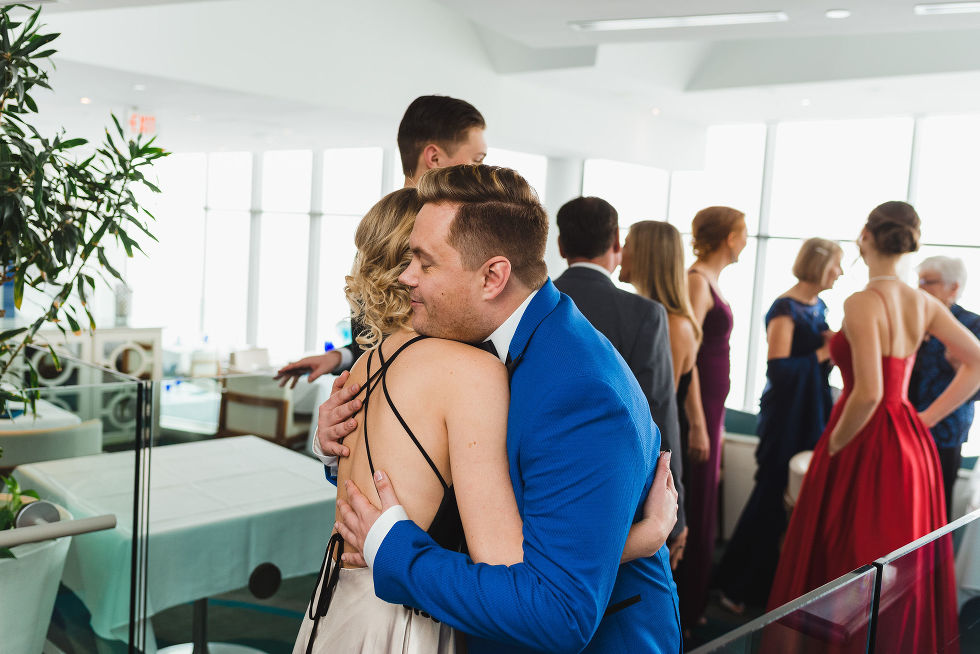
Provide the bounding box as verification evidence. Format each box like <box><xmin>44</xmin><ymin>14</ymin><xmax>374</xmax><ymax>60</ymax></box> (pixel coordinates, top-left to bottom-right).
<box><xmin>333</xmin><ymin>347</ymin><xmax>354</xmax><ymax>372</ymax></box>
<box><xmin>310</xmin><ymin>432</ymin><xmax>339</xmax><ymax>476</ymax></box>
<box><xmin>363</xmin><ymin>504</ymin><xmax>409</xmax><ymax>568</ymax></box>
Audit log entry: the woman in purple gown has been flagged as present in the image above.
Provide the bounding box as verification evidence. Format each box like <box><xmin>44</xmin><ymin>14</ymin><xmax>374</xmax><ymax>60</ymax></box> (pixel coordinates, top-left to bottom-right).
<box><xmin>675</xmin><ymin>206</ymin><xmax>746</xmax><ymax>634</ymax></box>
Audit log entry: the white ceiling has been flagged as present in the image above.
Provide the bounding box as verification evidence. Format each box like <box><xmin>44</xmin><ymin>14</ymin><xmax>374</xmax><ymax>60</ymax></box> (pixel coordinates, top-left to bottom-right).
<box><xmin>439</xmin><ymin>0</ymin><xmax>980</xmax><ymax>46</ymax></box>
<box><xmin>28</xmin><ymin>0</ymin><xmax>980</xmax><ymax>164</ymax></box>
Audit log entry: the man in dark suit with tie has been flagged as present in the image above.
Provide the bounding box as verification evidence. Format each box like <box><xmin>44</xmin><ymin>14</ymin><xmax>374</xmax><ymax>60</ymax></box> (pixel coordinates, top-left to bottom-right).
<box><xmin>553</xmin><ymin>196</ymin><xmax>688</xmax><ymax>566</ymax></box>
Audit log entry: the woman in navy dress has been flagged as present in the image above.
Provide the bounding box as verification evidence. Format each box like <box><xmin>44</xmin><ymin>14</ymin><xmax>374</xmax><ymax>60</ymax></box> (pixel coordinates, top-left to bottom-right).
<box><xmin>716</xmin><ymin>238</ymin><xmax>843</xmax><ymax>612</ymax></box>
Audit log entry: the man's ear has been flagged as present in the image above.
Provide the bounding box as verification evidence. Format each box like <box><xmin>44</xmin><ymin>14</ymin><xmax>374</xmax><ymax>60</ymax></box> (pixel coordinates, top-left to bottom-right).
<box><xmin>612</xmin><ymin>231</ymin><xmax>621</xmax><ymax>254</ymax></box>
<box><xmin>557</xmin><ymin>235</ymin><xmax>566</xmax><ymax>259</ymax></box>
<box><xmin>421</xmin><ymin>143</ymin><xmax>442</xmax><ymax>170</ymax></box>
<box><xmin>482</xmin><ymin>256</ymin><xmax>512</xmax><ymax>300</ymax></box>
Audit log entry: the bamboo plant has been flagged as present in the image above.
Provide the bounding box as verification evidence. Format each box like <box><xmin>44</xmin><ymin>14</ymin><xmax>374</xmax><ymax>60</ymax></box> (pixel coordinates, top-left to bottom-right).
<box><xmin>0</xmin><ymin>3</ymin><xmax>166</xmax><ymax>412</ymax></box>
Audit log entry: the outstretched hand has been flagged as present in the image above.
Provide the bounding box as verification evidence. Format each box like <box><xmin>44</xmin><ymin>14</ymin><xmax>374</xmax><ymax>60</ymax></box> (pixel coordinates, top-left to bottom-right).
<box><xmin>335</xmin><ymin>470</ymin><xmax>402</xmax><ymax>567</ymax></box>
<box><xmin>316</xmin><ymin>371</ymin><xmax>362</xmax><ymax>457</ymax></box>
<box><xmin>274</xmin><ymin>352</ymin><xmax>340</xmax><ymax>388</ymax></box>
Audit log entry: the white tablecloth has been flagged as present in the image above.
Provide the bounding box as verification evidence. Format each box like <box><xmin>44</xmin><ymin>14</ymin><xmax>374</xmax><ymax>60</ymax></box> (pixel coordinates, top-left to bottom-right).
<box><xmin>0</xmin><ymin>399</ymin><xmax>82</xmax><ymax>432</ymax></box>
<box><xmin>13</xmin><ymin>436</ymin><xmax>336</xmax><ymax>645</ymax></box>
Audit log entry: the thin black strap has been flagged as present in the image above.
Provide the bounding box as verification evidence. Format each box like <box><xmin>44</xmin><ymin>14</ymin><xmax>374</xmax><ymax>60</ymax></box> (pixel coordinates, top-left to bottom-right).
<box><xmin>381</xmin><ymin>363</ymin><xmax>450</xmax><ymax>490</ymax></box>
<box><xmin>866</xmin><ymin>287</ymin><xmax>894</xmax><ymax>355</ymax></box>
<box><xmin>305</xmin><ymin>531</ymin><xmax>344</xmax><ymax>654</ymax></box>
<box><xmin>361</xmin><ymin>335</ymin><xmax>430</xmax><ymax>479</ymax></box>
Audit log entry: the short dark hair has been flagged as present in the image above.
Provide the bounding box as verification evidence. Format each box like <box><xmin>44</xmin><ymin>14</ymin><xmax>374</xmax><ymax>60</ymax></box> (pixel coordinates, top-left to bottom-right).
<box><xmin>556</xmin><ymin>197</ymin><xmax>619</xmax><ymax>259</ymax></box>
<box><xmin>397</xmin><ymin>96</ymin><xmax>486</xmax><ymax>177</ymax></box>
<box><xmin>416</xmin><ymin>165</ymin><xmax>548</xmax><ymax>289</ymax></box>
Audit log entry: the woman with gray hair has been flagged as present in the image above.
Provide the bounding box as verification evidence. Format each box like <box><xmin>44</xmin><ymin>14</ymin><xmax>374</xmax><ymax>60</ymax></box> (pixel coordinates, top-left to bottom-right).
<box><xmin>910</xmin><ymin>255</ymin><xmax>980</xmax><ymax>520</ymax></box>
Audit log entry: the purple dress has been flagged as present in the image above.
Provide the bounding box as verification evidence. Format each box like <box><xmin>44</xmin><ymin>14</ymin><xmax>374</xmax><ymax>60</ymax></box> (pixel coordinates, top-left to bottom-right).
<box><xmin>675</xmin><ymin>269</ymin><xmax>733</xmax><ymax>629</ymax></box>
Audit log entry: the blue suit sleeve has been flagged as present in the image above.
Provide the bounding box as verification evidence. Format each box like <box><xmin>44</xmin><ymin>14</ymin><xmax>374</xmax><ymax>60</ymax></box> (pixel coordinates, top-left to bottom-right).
<box><xmin>371</xmin><ymin>377</ymin><xmax>650</xmax><ymax>653</ymax></box>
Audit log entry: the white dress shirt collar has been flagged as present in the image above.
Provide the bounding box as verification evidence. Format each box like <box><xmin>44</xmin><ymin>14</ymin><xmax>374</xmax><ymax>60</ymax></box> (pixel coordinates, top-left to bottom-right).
<box><xmin>483</xmin><ymin>289</ymin><xmax>538</xmax><ymax>363</ymax></box>
<box><xmin>568</xmin><ymin>261</ymin><xmax>613</xmax><ymax>277</ymax></box>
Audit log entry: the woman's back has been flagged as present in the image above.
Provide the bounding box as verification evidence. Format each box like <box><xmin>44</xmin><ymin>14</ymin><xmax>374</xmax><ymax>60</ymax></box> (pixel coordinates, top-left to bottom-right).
<box><xmin>337</xmin><ymin>329</ymin><xmax>519</xmax><ymax>564</ymax></box>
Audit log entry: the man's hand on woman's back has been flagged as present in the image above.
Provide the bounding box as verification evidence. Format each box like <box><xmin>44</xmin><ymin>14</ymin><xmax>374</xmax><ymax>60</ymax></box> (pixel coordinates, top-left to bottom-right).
<box><xmin>316</xmin><ymin>370</ymin><xmax>362</xmax><ymax>457</ymax></box>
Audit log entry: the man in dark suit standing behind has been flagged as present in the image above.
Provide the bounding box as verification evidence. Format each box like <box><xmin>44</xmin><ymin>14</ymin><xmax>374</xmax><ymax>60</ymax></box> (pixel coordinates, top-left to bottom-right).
<box><xmin>554</xmin><ymin>197</ymin><xmax>688</xmax><ymax>566</ymax></box>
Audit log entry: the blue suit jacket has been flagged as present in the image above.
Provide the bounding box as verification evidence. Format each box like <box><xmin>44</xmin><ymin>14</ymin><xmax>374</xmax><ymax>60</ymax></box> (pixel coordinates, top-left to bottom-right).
<box><xmin>372</xmin><ymin>280</ymin><xmax>681</xmax><ymax>653</ymax></box>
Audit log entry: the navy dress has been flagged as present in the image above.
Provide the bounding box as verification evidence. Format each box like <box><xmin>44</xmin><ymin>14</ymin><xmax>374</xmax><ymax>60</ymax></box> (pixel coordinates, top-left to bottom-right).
<box><xmin>716</xmin><ymin>296</ymin><xmax>834</xmax><ymax>606</ymax></box>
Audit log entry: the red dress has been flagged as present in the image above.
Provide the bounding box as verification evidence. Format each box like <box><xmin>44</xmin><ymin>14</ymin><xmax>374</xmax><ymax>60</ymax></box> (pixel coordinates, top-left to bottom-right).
<box><xmin>767</xmin><ymin>328</ymin><xmax>959</xmax><ymax>653</ymax></box>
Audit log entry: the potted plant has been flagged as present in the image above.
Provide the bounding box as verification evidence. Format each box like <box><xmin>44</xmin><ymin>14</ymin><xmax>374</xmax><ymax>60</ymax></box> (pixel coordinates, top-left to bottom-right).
<box><xmin>1</xmin><ymin>446</ymin><xmax>74</xmax><ymax>654</ymax></box>
<box><xmin>0</xmin><ymin>2</ymin><xmax>165</xmax><ymax>412</ymax></box>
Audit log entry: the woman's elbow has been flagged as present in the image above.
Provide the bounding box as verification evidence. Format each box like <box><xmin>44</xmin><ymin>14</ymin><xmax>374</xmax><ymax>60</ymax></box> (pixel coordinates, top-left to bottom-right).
<box><xmin>850</xmin><ymin>388</ymin><xmax>882</xmax><ymax>409</ymax></box>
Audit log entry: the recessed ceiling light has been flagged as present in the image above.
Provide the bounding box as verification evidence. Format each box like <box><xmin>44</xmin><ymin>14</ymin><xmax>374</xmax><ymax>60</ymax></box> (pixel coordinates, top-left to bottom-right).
<box><xmin>569</xmin><ymin>11</ymin><xmax>789</xmax><ymax>31</ymax></box>
<box><xmin>651</xmin><ymin>107</ymin><xmax>662</xmax><ymax>117</ymax></box>
<box><xmin>187</xmin><ymin>114</ymin><xmax>202</xmax><ymax>122</ymax></box>
<box><xmin>825</xmin><ymin>9</ymin><xmax>852</xmax><ymax>19</ymax></box>
<box><xmin>800</xmin><ymin>98</ymin><xmax>812</xmax><ymax>107</ymax></box>
<box><xmin>79</xmin><ymin>97</ymin><xmax>92</xmax><ymax>105</ymax></box>
<box><xmin>915</xmin><ymin>2</ymin><xmax>980</xmax><ymax>15</ymax></box>
<box><xmin>133</xmin><ymin>83</ymin><xmax>147</xmax><ymax>92</ymax></box>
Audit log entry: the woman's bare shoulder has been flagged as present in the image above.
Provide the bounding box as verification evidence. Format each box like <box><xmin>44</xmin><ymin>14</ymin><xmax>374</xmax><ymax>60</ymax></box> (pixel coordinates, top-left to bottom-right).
<box><xmin>396</xmin><ymin>337</ymin><xmax>507</xmax><ymax>378</ymax></box>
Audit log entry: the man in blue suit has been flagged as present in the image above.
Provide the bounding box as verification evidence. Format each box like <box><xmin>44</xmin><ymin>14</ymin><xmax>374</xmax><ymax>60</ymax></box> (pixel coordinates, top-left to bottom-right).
<box><xmin>329</xmin><ymin>164</ymin><xmax>681</xmax><ymax>653</ymax></box>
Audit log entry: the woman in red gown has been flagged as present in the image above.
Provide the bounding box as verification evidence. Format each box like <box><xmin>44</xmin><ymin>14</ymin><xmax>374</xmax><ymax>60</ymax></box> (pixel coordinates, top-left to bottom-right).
<box><xmin>767</xmin><ymin>201</ymin><xmax>980</xmax><ymax>653</ymax></box>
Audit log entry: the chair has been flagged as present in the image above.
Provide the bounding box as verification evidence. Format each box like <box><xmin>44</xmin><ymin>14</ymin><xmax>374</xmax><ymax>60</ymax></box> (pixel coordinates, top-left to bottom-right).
<box><xmin>0</xmin><ymin>419</ymin><xmax>103</xmax><ymax>470</ymax></box>
<box><xmin>785</xmin><ymin>450</ymin><xmax>813</xmax><ymax>509</ymax></box>
<box><xmin>216</xmin><ymin>376</ymin><xmax>310</xmax><ymax>448</ymax></box>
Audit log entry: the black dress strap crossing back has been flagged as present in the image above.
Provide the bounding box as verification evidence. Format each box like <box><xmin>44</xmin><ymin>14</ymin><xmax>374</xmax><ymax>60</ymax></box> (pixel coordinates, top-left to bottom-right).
<box><xmin>304</xmin><ymin>335</ymin><xmax>464</xmax><ymax>651</ymax></box>
<box><xmin>361</xmin><ymin>335</ymin><xmax>463</xmax><ymax>552</ymax></box>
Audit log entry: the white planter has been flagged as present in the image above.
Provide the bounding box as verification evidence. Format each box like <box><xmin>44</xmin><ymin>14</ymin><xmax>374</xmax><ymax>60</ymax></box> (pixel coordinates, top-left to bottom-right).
<box><xmin>0</xmin><ymin>500</ymin><xmax>73</xmax><ymax>654</ymax></box>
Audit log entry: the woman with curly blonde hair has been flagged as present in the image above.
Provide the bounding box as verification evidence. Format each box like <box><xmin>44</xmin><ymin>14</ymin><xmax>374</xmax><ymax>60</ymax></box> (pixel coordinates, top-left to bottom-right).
<box><xmin>294</xmin><ymin>187</ymin><xmax>522</xmax><ymax>653</ymax></box>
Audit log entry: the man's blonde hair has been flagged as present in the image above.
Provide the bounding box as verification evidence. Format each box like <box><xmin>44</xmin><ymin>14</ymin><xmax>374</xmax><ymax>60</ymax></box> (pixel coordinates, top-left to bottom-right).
<box><xmin>417</xmin><ymin>164</ymin><xmax>548</xmax><ymax>289</ymax></box>
<box><xmin>344</xmin><ymin>188</ymin><xmax>423</xmax><ymax>349</ymax></box>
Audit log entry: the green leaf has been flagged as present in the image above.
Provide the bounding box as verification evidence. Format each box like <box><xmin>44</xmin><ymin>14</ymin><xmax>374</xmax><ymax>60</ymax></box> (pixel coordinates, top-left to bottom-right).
<box><xmin>12</xmin><ymin>271</ymin><xmax>24</xmax><ymax>309</ymax></box>
<box><xmin>45</xmin><ymin>344</ymin><xmax>61</xmax><ymax>372</ymax></box>
<box><xmin>0</xmin><ymin>327</ymin><xmax>28</xmax><ymax>342</ymax></box>
<box><xmin>58</xmin><ymin>138</ymin><xmax>87</xmax><ymax>149</ymax></box>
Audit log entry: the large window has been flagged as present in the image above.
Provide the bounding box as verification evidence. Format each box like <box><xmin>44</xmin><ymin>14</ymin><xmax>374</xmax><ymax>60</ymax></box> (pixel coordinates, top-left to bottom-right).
<box><xmin>582</xmin><ymin>159</ymin><xmax>670</xmax><ymax>227</ymax></box>
<box><xmin>318</xmin><ymin>147</ymin><xmax>385</xmax><ymax>351</ymax></box>
<box><xmin>256</xmin><ymin>150</ymin><xmax>313</xmax><ymax>363</ymax></box>
<box><xmin>485</xmin><ymin>148</ymin><xmax>548</xmax><ymax>201</ymax></box>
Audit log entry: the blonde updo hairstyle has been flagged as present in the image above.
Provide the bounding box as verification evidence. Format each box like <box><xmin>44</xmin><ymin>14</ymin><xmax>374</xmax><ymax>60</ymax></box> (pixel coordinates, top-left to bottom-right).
<box><xmin>344</xmin><ymin>188</ymin><xmax>423</xmax><ymax>350</ymax></box>
<box><xmin>691</xmin><ymin>206</ymin><xmax>746</xmax><ymax>260</ymax></box>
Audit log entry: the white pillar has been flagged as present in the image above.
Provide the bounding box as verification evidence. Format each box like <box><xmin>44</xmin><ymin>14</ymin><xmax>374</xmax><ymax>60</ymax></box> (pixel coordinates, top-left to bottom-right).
<box><xmin>543</xmin><ymin>157</ymin><xmax>584</xmax><ymax>279</ymax></box>
<box><xmin>245</xmin><ymin>152</ymin><xmax>263</xmax><ymax>347</ymax></box>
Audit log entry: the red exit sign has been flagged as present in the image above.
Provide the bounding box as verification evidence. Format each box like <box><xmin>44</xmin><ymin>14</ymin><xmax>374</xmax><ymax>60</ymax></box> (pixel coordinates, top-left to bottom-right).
<box><xmin>128</xmin><ymin>113</ymin><xmax>156</xmax><ymax>135</ymax></box>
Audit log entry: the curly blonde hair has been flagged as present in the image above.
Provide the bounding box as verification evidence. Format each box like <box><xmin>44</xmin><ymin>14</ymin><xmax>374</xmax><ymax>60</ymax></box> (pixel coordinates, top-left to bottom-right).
<box><xmin>344</xmin><ymin>188</ymin><xmax>423</xmax><ymax>350</ymax></box>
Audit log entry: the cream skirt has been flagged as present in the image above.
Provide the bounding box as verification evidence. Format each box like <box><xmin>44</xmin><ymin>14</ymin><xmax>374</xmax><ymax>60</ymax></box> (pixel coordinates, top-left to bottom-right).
<box><xmin>292</xmin><ymin>565</ymin><xmax>457</xmax><ymax>654</ymax></box>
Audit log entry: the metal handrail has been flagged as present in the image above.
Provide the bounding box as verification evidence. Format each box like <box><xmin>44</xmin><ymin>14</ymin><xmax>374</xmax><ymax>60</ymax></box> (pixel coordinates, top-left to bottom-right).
<box><xmin>0</xmin><ymin>514</ymin><xmax>117</xmax><ymax>548</ymax></box>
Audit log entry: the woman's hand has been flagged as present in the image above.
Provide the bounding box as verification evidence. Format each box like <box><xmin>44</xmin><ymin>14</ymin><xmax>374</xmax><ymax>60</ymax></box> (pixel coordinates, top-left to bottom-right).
<box><xmin>621</xmin><ymin>452</ymin><xmax>678</xmax><ymax>563</ymax></box>
<box><xmin>688</xmin><ymin>422</ymin><xmax>711</xmax><ymax>464</ymax></box>
<box><xmin>918</xmin><ymin>407</ymin><xmax>938</xmax><ymax>429</ymax></box>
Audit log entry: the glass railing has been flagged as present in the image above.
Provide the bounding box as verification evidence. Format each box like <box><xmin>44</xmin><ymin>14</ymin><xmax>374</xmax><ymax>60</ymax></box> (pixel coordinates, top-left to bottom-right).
<box><xmin>690</xmin><ymin>566</ymin><xmax>877</xmax><ymax>653</ymax></box>
<box><xmin>2</xmin><ymin>344</ymin><xmax>149</xmax><ymax>654</ymax></box>
<box><xmin>874</xmin><ymin>508</ymin><xmax>980</xmax><ymax>653</ymax></box>
<box><xmin>694</xmin><ymin>509</ymin><xmax>980</xmax><ymax>653</ymax></box>
<box><xmin>147</xmin><ymin>371</ymin><xmax>336</xmax><ymax>652</ymax></box>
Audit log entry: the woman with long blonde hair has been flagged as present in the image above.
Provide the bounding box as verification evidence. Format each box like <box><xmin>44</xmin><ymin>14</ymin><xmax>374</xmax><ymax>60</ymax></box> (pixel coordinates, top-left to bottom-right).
<box><xmin>620</xmin><ymin>220</ymin><xmax>706</xmax><ymax>572</ymax></box>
